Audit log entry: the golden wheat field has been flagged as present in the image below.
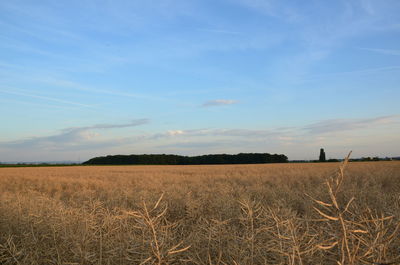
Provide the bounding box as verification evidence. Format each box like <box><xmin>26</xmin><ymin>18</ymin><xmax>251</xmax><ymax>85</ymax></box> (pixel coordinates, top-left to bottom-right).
<box><xmin>1</xmin><ymin>161</ymin><xmax>400</xmax><ymax>265</ymax></box>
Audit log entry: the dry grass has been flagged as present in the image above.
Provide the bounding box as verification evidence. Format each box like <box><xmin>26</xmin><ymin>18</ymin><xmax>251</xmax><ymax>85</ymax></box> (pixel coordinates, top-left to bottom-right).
<box><xmin>1</xmin><ymin>159</ymin><xmax>400</xmax><ymax>264</ymax></box>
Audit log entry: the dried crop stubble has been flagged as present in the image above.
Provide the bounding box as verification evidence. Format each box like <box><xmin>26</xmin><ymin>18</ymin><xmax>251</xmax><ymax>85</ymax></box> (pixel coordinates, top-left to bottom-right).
<box><xmin>0</xmin><ymin>161</ymin><xmax>399</xmax><ymax>264</ymax></box>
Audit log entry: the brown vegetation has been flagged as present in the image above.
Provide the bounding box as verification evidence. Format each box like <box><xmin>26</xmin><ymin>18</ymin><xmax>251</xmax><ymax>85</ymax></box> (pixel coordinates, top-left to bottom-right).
<box><xmin>1</xmin><ymin>160</ymin><xmax>399</xmax><ymax>264</ymax></box>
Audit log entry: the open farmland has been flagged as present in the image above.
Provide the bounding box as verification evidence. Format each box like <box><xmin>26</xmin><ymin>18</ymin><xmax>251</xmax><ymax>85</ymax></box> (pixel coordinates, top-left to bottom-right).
<box><xmin>1</xmin><ymin>161</ymin><xmax>400</xmax><ymax>265</ymax></box>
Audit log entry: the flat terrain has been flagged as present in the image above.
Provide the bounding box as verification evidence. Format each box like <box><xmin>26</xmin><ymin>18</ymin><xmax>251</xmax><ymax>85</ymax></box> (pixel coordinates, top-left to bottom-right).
<box><xmin>1</xmin><ymin>162</ymin><xmax>399</xmax><ymax>264</ymax></box>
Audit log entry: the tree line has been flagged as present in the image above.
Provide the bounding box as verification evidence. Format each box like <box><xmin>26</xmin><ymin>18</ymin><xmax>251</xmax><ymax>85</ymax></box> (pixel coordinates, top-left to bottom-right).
<box><xmin>83</xmin><ymin>153</ymin><xmax>288</xmax><ymax>165</ymax></box>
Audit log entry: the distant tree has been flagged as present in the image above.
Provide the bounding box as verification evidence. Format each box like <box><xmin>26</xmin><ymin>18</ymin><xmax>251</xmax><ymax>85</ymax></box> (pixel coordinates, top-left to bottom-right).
<box><xmin>327</xmin><ymin>158</ymin><xmax>339</xmax><ymax>162</ymax></box>
<box><xmin>319</xmin><ymin>148</ymin><xmax>326</xmax><ymax>162</ymax></box>
<box><xmin>361</xmin><ymin>157</ymin><xmax>372</xmax><ymax>161</ymax></box>
<box><xmin>83</xmin><ymin>153</ymin><xmax>288</xmax><ymax>165</ymax></box>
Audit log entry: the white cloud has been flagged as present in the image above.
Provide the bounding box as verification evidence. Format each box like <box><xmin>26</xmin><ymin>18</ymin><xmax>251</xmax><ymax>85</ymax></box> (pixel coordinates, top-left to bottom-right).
<box><xmin>201</xmin><ymin>99</ymin><xmax>238</xmax><ymax>107</ymax></box>
<box><xmin>167</xmin><ymin>130</ymin><xmax>185</xmax><ymax>136</ymax></box>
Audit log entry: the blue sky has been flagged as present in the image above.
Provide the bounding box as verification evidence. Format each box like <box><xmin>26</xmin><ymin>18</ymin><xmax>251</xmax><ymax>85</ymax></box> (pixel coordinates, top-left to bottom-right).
<box><xmin>1</xmin><ymin>0</ymin><xmax>400</xmax><ymax>162</ymax></box>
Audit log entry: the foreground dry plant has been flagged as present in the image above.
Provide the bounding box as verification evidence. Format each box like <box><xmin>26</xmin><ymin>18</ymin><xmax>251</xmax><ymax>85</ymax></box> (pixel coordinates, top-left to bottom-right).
<box><xmin>1</xmin><ymin>161</ymin><xmax>399</xmax><ymax>264</ymax></box>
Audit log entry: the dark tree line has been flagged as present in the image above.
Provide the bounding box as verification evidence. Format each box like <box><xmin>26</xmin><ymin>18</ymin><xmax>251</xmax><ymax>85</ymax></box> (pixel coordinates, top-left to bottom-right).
<box><xmin>83</xmin><ymin>153</ymin><xmax>288</xmax><ymax>165</ymax></box>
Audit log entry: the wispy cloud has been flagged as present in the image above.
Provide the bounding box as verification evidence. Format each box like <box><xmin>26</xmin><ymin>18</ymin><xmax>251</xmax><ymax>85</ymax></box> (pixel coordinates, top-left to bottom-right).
<box><xmin>65</xmin><ymin>119</ymin><xmax>149</xmax><ymax>131</ymax></box>
<box><xmin>201</xmin><ymin>99</ymin><xmax>238</xmax><ymax>107</ymax></box>
<box><xmin>146</xmin><ymin>128</ymin><xmax>279</xmax><ymax>140</ymax></box>
<box><xmin>301</xmin><ymin>66</ymin><xmax>400</xmax><ymax>82</ymax></box>
<box><xmin>36</xmin><ymin>77</ymin><xmax>167</xmax><ymax>102</ymax></box>
<box><xmin>0</xmin><ymin>119</ymin><xmax>149</xmax><ymax>150</ymax></box>
<box><xmin>144</xmin><ymin>116</ymin><xmax>400</xmax><ymax>144</ymax></box>
<box><xmin>1</xmin><ymin>115</ymin><xmax>399</xmax><ymax>161</ymax></box>
<box><xmin>0</xmin><ymin>88</ymin><xmax>93</xmax><ymax>108</ymax></box>
<box><xmin>360</xmin><ymin>48</ymin><xmax>400</xmax><ymax>56</ymax></box>
<box><xmin>0</xmin><ymin>97</ymin><xmax>88</xmax><ymax>111</ymax></box>
<box><xmin>4</xmin><ymin>115</ymin><xmax>395</xmax><ymax>151</ymax></box>
<box><xmin>0</xmin><ymin>19</ymin><xmax>84</xmax><ymax>44</ymax></box>
<box><xmin>146</xmin><ymin>115</ymin><xmax>400</xmax><ymax>147</ymax></box>
<box><xmin>197</xmin><ymin>28</ymin><xmax>242</xmax><ymax>35</ymax></box>
<box><xmin>231</xmin><ymin>0</ymin><xmax>302</xmax><ymax>22</ymax></box>
<box><xmin>157</xmin><ymin>140</ymin><xmax>237</xmax><ymax>150</ymax></box>
<box><xmin>303</xmin><ymin>115</ymin><xmax>400</xmax><ymax>135</ymax></box>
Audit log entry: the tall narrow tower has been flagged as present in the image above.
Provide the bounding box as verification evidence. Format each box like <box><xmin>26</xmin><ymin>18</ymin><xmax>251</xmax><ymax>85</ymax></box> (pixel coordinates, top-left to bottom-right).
<box><xmin>319</xmin><ymin>148</ymin><xmax>326</xmax><ymax>162</ymax></box>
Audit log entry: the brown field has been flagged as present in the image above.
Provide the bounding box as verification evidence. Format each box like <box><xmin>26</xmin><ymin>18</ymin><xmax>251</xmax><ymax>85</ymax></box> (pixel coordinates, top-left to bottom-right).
<box><xmin>1</xmin><ymin>161</ymin><xmax>400</xmax><ymax>265</ymax></box>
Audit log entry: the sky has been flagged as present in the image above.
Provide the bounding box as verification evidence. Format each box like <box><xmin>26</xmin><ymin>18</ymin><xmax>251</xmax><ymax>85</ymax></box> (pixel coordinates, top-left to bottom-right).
<box><xmin>1</xmin><ymin>0</ymin><xmax>400</xmax><ymax>162</ymax></box>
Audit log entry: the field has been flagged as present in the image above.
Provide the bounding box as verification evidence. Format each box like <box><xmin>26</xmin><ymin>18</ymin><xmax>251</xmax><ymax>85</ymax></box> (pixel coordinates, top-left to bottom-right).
<box><xmin>1</xmin><ymin>161</ymin><xmax>399</xmax><ymax>265</ymax></box>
